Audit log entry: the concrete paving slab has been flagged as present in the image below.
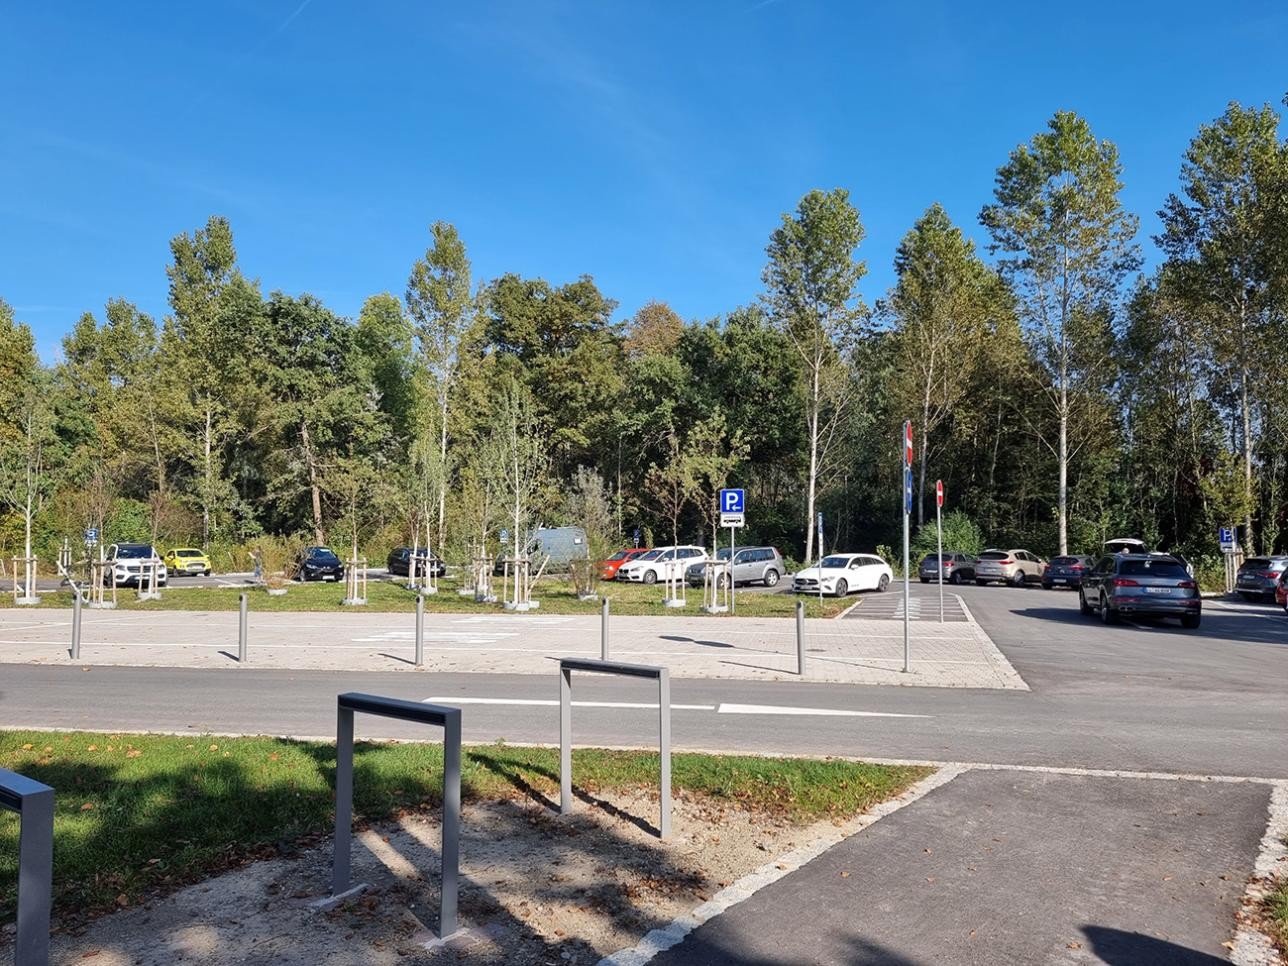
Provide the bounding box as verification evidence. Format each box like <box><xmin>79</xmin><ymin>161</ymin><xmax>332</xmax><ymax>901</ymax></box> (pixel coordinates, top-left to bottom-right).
<box><xmin>647</xmin><ymin>769</ymin><xmax>1271</xmax><ymax>965</ymax></box>
<box><xmin>0</xmin><ymin>606</ymin><xmax>1027</xmax><ymax>689</ymax></box>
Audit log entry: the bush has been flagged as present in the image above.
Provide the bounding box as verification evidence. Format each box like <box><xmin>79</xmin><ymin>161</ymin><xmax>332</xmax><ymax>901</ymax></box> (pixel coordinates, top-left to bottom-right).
<box><xmin>912</xmin><ymin>510</ymin><xmax>985</xmax><ymax>559</ymax></box>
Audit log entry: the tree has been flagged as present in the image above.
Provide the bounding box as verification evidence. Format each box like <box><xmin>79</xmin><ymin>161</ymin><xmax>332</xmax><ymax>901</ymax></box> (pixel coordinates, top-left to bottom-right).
<box><xmin>763</xmin><ymin>188</ymin><xmax>868</xmax><ymax>562</ymax></box>
<box><xmin>406</xmin><ymin>223</ymin><xmax>474</xmax><ymax>551</ymax></box>
<box><xmin>644</xmin><ymin>425</ymin><xmax>696</xmax><ymax>547</ymax></box>
<box><xmin>625</xmin><ymin>301</ymin><xmax>684</xmax><ymax>358</ymax></box>
<box><xmin>686</xmin><ymin>411</ymin><xmax>750</xmax><ymax>549</ymax></box>
<box><xmin>1156</xmin><ymin>102</ymin><xmax>1287</xmax><ymax>553</ymax></box>
<box><xmin>490</xmin><ymin>374</ymin><xmax>550</xmax><ymax>567</ymax></box>
<box><xmin>981</xmin><ymin>112</ymin><xmax>1140</xmax><ymax>554</ymax></box>
<box><xmin>886</xmin><ymin>204</ymin><xmax>1008</xmax><ymax>525</ymax></box>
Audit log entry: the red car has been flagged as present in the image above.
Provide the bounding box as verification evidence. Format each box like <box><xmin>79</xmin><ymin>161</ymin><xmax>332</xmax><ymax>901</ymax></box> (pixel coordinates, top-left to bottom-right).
<box><xmin>599</xmin><ymin>547</ymin><xmax>651</xmax><ymax>581</ymax></box>
<box><xmin>1276</xmin><ymin>572</ymin><xmax>1288</xmax><ymax>611</ymax></box>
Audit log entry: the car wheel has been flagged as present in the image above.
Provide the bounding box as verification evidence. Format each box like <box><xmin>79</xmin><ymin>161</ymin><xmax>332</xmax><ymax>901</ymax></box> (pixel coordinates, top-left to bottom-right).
<box><xmin>1041</xmin><ymin>582</ymin><xmax>1052</xmax><ymax>591</ymax></box>
<box><xmin>834</xmin><ymin>579</ymin><xmax>848</xmax><ymax>598</ymax></box>
<box><xmin>919</xmin><ymin>577</ymin><xmax>929</xmax><ymax>584</ymax></box>
<box><xmin>877</xmin><ymin>574</ymin><xmax>890</xmax><ymax>592</ymax></box>
<box><xmin>949</xmin><ymin>571</ymin><xmax>960</xmax><ymax>585</ymax></box>
<box><xmin>716</xmin><ymin>573</ymin><xmax>729</xmax><ymax>590</ymax></box>
<box><xmin>975</xmin><ymin>579</ymin><xmax>987</xmax><ymax>586</ymax></box>
<box><xmin>1011</xmin><ymin>571</ymin><xmax>1026</xmax><ymax>588</ymax></box>
<box><xmin>1180</xmin><ymin>613</ymin><xmax>1201</xmax><ymax>629</ymax></box>
<box><xmin>1099</xmin><ymin>595</ymin><xmax>1119</xmax><ymax>625</ymax></box>
<box><xmin>763</xmin><ymin>569</ymin><xmax>779</xmax><ymax>587</ymax></box>
<box><xmin>1079</xmin><ymin>590</ymin><xmax>1093</xmax><ymax>615</ymax></box>
<box><xmin>642</xmin><ymin>570</ymin><xmax>657</xmax><ymax>585</ymax></box>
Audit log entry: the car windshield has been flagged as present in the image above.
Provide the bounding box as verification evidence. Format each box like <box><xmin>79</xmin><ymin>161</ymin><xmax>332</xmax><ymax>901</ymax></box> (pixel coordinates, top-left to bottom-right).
<box><xmin>1051</xmin><ymin>556</ymin><xmax>1084</xmax><ymax>566</ymax></box>
<box><xmin>979</xmin><ymin>551</ymin><xmax>1008</xmax><ymax>560</ymax></box>
<box><xmin>607</xmin><ymin>551</ymin><xmax>631</xmax><ymax>561</ymax></box>
<box><xmin>175</xmin><ymin>549</ymin><xmax>202</xmax><ymax>558</ymax></box>
<box><xmin>1120</xmin><ymin>559</ymin><xmax>1189</xmax><ymax>578</ymax></box>
<box><xmin>713</xmin><ymin>548</ymin><xmax>732</xmax><ymax>560</ymax></box>
<box><xmin>116</xmin><ymin>545</ymin><xmax>153</xmax><ymax>558</ymax></box>
<box><xmin>1241</xmin><ymin>558</ymin><xmax>1271</xmax><ymax>571</ymax></box>
<box><xmin>921</xmin><ymin>554</ymin><xmax>945</xmax><ymax>563</ymax></box>
<box><xmin>634</xmin><ymin>550</ymin><xmax>662</xmax><ymax>561</ymax></box>
<box><xmin>820</xmin><ymin>555</ymin><xmax>853</xmax><ymax>568</ymax></box>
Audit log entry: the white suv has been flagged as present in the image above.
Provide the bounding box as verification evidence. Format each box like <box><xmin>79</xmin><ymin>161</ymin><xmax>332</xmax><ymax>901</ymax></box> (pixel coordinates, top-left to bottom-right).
<box><xmin>619</xmin><ymin>546</ymin><xmax>707</xmax><ymax>584</ymax></box>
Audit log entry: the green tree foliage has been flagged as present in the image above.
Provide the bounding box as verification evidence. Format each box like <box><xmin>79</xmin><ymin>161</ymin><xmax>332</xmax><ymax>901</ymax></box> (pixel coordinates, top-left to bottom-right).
<box><xmin>981</xmin><ymin>111</ymin><xmax>1140</xmax><ymax>555</ymax></box>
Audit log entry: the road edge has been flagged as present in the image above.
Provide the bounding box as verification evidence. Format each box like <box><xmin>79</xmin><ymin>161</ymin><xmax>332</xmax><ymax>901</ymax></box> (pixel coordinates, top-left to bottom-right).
<box><xmin>1232</xmin><ymin>779</ymin><xmax>1288</xmax><ymax>966</ymax></box>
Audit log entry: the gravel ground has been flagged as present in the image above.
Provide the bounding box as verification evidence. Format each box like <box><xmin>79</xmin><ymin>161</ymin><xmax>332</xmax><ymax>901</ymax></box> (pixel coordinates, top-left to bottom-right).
<box><xmin>29</xmin><ymin>789</ymin><xmax>848</xmax><ymax>965</ymax></box>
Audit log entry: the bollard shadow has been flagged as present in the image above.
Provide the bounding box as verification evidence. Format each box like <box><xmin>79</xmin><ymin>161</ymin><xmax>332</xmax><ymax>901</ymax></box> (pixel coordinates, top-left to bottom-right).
<box><xmin>659</xmin><ymin>634</ymin><xmax>735</xmax><ymax>649</ymax></box>
<box><xmin>376</xmin><ymin>652</ymin><xmax>418</xmax><ymax>667</ymax></box>
<box><xmin>216</xmin><ymin>650</ymin><xmax>242</xmax><ymax>663</ymax></box>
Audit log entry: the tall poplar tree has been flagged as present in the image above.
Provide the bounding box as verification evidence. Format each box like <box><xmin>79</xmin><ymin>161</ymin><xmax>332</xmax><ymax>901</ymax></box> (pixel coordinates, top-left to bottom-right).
<box><xmin>981</xmin><ymin>112</ymin><xmax>1140</xmax><ymax>554</ymax></box>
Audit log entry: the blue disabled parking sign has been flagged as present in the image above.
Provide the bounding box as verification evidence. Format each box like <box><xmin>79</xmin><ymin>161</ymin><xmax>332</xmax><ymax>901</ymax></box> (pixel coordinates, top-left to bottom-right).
<box><xmin>720</xmin><ymin>488</ymin><xmax>745</xmax><ymax>513</ymax></box>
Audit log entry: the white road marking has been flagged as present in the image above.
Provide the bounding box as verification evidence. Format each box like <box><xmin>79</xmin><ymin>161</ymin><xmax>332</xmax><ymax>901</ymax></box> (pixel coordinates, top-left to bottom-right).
<box><xmin>450</xmin><ymin>615</ymin><xmax>574</xmax><ymax>625</ymax></box>
<box><xmin>716</xmin><ymin>703</ymin><xmax>930</xmax><ymax>718</ymax></box>
<box><xmin>424</xmin><ymin>697</ymin><xmax>716</xmax><ymax>711</ymax></box>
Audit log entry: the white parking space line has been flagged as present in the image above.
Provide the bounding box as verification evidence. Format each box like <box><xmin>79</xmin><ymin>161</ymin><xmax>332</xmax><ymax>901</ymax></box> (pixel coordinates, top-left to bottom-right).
<box><xmin>716</xmin><ymin>703</ymin><xmax>931</xmax><ymax>718</ymax></box>
<box><xmin>424</xmin><ymin>697</ymin><xmax>716</xmax><ymax>711</ymax></box>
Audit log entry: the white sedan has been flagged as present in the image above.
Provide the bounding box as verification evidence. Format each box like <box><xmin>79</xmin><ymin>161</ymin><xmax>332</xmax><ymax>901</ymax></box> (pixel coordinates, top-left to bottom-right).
<box><xmin>792</xmin><ymin>553</ymin><xmax>892</xmax><ymax>597</ymax></box>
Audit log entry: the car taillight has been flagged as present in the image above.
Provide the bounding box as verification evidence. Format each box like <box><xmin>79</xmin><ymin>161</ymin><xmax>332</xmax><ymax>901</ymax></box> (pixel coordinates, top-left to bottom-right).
<box><xmin>1178</xmin><ymin>580</ymin><xmax>1196</xmax><ymax>589</ymax></box>
<box><xmin>1112</xmin><ymin>577</ymin><xmax>1139</xmax><ymax>587</ymax></box>
<box><xmin>1260</xmin><ymin>571</ymin><xmax>1279</xmax><ymax>579</ymax></box>
<box><xmin>998</xmin><ymin>559</ymin><xmax>1013</xmax><ymax>565</ymax></box>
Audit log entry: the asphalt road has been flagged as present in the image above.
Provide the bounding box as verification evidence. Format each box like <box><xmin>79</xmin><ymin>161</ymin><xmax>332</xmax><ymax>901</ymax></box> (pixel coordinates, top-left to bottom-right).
<box><xmin>2</xmin><ymin>584</ymin><xmax>1285</xmax><ymax>779</ymax></box>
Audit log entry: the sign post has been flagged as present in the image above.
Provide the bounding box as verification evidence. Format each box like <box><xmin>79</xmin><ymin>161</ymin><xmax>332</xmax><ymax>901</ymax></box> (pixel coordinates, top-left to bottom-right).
<box><xmin>1219</xmin><ymin>526</ymin><xmax>1238</xmax><ymax>594</ymax></box>
<box><xmin>903</xmin><ymin>422</ymin><xmax>912</xmax><ymax>673</ymax></box>
<box><xmin>816</xmin><ymin>510</ymin><xmax>824</xmax><ymax>608</ymax></box>
<box><xmin>719</xmin><ymin>489</ymin><xmax>745</xmax><ymax>615</ymax></box>
<box><xmin>936</xmin><ymin>479</ymin><xmax>945</xmax><ymax>623</ymax></box>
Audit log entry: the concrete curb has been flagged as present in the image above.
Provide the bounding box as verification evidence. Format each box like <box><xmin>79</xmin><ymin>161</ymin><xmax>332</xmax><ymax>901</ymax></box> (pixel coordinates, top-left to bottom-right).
<box><xmin>1231</xmin><ymin>780</ymin><xmax>1288</xmax><ymax>966</ymax></box>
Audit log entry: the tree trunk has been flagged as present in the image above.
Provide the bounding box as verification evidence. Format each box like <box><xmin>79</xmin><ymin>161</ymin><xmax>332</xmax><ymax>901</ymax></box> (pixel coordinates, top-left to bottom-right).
<box><xmin>1240</xmin><ymin>306</ymin><xmax>1253</xmax><ymax>554</ymax></box>
<box><xmin>804</xmin><ymin>367</ymin><xmax>820</xmax><ymax>562</ymax></box>
<box><xmin>438</xmin><ymin>387</ymin><xmax>449</xmax><ymax>553</ymax></box>
<box><xmin>202</xmin><ymin>402</ymin><xmax>213</xmax><ymax>548</ymax></box>
<box><xmin>1058</xmin><ymin>372</ymin><xmax>1069</xmax><ymax>556</ymax></box>
<box><xmin>300</xmin><ymin>419</ymin><xmax>324</xmax><ymax>545</ymax></box>
<box><xmin>918</xmin><ymin>396</ymin><xmax>931</xmax><ymax>529</ymax></box>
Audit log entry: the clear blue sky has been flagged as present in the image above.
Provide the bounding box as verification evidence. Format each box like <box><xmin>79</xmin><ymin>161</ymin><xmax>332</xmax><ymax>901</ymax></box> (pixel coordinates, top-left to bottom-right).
<box><xmin>2</xmin><ymin>1</ymin><xmax>1285</xmax><ymax>361</ymax></box>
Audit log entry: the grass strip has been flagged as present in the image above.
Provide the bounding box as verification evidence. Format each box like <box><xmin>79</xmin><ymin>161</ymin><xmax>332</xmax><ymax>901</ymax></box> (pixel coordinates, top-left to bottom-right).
<box><xmin>0</xmin><ymin>730</ymin><xmax>926</xmax><ymax>926</ymax></box>
<box><xmin>2</xmin><ymin>577</ymin><xmax>849</xmax><ymax>618</ymax></box>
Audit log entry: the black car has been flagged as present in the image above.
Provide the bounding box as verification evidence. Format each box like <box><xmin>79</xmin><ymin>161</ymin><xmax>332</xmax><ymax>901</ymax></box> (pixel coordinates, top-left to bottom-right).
<box><xmin>294</xmin><ymin>546</ymin><xmax>345</xmax><ymax>582</ymax></box>
<box><xmin>1234</xmin><ymin>556</ymin><xmax>1288</xmax><ymax>602</ymax></box>
<box><xmin>1079</xmin><ymin>554</ymin><xmax>1200</xmax><ymax>628</ymax></box>
<box><xmin>387</xmin><ymin>547</ymin><xmax>447</xmax><ymax>578</ymax></box>
<box><xmin>1042</xmin><ymin>554</ymin><xmax>1094</xmax><ymax>590</ymax></box>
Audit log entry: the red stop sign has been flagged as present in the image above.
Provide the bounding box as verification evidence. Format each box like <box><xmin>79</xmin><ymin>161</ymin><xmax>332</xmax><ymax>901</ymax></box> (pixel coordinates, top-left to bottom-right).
<box><xmin>936</xmin><ymin>479</ymin><xmax>944</xmax><ymax>508</ymax></box>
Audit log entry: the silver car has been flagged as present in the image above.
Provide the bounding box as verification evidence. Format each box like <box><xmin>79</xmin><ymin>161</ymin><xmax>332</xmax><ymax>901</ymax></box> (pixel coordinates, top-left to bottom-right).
<box><xmin>686</xmin><ymin>546</ymin><xmax>784</xmax><ymax>588</ymax></box>
<box><xmin>974</xmin><ymin>548</ymin><xmax>1047</xmax><ymax>587</ymax></box>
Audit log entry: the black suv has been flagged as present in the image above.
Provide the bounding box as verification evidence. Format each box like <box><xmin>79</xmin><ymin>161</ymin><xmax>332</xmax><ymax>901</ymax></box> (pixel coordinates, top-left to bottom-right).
<box><xmin>1079</xmin><ymin>554</ymin><xmax>1200</xmax><ymax>628</ymax></box>
<box><xmin>294</xmin><ymin>547</ymin><xmax>345</xmax><ymax>582</ymax></box>
<box><xmin>387</xmin><ymin>547</ymin><xmax>447</xmax><ymax>578</ymax></box>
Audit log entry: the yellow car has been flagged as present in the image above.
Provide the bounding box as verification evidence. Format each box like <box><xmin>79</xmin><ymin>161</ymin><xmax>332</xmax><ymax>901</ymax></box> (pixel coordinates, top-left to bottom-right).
<box><xmin>163</xmin><ymin>547</ymin><xmax>211</xmax><ymax>577</ymax></box>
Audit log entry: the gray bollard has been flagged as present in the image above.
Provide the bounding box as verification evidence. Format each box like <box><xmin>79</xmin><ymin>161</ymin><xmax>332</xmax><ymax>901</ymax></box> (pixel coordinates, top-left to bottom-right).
<box><xmin>238</xmin><ymin>593</ymin><xmax>248</xmax><ymax>664</ymax></box>
<box><xmin>71</xmin><ymin>591</ymin><xmax>82</xmax><ymax>660</ymax></box>
<box><xmin>601</xmin><ymin>596</ymin><xmax>610</xmax><ymax>660</ymax></box>
<box><xmin>415</xmin><ymin>594</ymin><xmax>425</xmax><ymax>667</ymax></box>
<box><xmin>795</xmin><ymin>599</ymin><xmax>805</xmax><ymax>675</ymax></box>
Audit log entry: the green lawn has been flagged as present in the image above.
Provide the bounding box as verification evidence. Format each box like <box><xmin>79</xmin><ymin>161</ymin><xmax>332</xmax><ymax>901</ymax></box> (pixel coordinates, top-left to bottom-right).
<box><xmin>4</xmin><ymin>574</ymin><xmax>849</xmax><ymax>618</ymax></box>
<box><xmin>0</xmin><ymin>730</ymin><xmax>926</xmax><ymax>927</ymax></box>
<box><xmin>1270</xmin><ymin>877</ymin><xmax>1288</xmax><ymax>955</ymax></box>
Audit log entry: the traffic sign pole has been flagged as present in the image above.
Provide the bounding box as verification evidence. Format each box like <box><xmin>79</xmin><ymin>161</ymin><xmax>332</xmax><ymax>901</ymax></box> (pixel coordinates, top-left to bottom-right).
<box><xmin>936</xmin><ymin>480</ymin><xmax>944</xmax><ymax>624</ymax></box>
<box><xmin>902</xmin><ymin>422</ymin><xmax>911</xmax><ymax>674</ymax></box>
<box><xmin>817</xmin><ymin>511</ymin><xmax>824</xmax><ymax>609</ymax></box>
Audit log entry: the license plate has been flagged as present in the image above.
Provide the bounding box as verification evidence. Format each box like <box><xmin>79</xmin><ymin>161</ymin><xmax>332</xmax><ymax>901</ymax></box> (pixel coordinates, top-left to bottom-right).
<box><xmin>1145</xmin><ymin>587</ymin><xmax>1170</xmax><ymax>594</ymax></box>
<box><xmin>1053</xmin><ymin>578</ymin><xmax>1066</xmax><ymax>584</ymax></box>
<box><xmin>323</xmin><ymin>575</ymin><xmax>336</xmax><ymax>582</ymax></box>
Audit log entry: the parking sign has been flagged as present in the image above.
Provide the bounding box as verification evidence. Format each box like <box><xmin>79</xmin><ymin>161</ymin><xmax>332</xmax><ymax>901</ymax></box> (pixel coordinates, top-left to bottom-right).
<box><xmin>719</xmin><ymin>489</ymin><xmax>745</xmax><ymax>514</ymax></box>
<box><xmin>904</xmin><ymin>466</ymin><xmax>913</xmax><ymax>514</ymax></box>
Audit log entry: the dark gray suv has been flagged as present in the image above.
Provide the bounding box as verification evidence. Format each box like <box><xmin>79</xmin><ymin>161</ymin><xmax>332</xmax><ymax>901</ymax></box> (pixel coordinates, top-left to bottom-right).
<box><xmin>1235</xmin><ymin>556</ymin><xmax>1288</xmax><ymax>602</ymax></box>
<box><xmin>1079</xmin><ymin>554</ymin><xmax>1201</xmax><ymax>628</ymax></box>
<box><xmin>918</xmin><ymin>552</ymin><xmax>976</xmax><ymax>584</ymax></box>
<box><xmin>686</xmin><ymin>546</ymin><xmax>784</xmax><ymax>588</ymax></box>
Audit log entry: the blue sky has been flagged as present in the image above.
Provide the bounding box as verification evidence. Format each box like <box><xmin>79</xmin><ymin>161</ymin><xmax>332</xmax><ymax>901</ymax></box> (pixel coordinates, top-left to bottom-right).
<box><xmin>2</xmin><ymin>1</ymin><xmax>1285</xmax><ymax>361</ymax></box>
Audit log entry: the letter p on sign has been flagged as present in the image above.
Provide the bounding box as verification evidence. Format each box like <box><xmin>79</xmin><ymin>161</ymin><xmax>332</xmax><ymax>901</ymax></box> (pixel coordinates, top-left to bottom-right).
<box><xmin>720</xmin><ymin>488</ymin><xmax>745</xmax><ymax>513</ymax></box>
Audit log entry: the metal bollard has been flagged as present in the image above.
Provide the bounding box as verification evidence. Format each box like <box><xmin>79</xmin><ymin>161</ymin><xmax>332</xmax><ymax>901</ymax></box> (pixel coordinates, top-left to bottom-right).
<box><xmin>72</xmin><ymin>591</ymin><xmax>82</xmax><ymax>660</ymax></box>
<box><xmin>795</xmin><ymin>599</ymin><xmax>805</xmax><ymax>675</ymax></box>
<box><xmin>601</xmin><ymin>596</ymin><xmax>610</xmax><ymax>660</ymax></box>
<box><xmin>238</xmin><ymin>593</ymin><xmax>248</xmax><ymax>664</ymax></box>
<box><xmin>415</xmin><ymin>594</ymin><xmax>424</xmax><ymax>667</ymax></box>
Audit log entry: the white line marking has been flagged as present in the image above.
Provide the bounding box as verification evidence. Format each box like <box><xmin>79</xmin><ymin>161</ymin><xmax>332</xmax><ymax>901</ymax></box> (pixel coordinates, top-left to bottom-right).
<box><xmin>716</xmin><ymin>703</ymin><xmax>930</xmax><ymax>718</ymax></box>
<box><xmin>597</xmin><ymin>766</ymin><xmax>967</xmax><ymax>966</ymax></box>
<box><xmin>424</xmin><ymin>697</ymin><xmax>716</xmax><ymax>711</ymax></box>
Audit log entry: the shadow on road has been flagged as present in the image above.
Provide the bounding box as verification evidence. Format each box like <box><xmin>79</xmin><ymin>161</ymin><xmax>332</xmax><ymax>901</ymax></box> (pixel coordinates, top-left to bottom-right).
<box><xmin>1013</xmin><ymin>604</ymin><xmax>1288</xmax><ymax>645</ymax></box>
<box><xmin>660</xmin><ymin>634</ymin><xmax>735</xmax><ymax>649</ymax></box>
<box><xmin>1083</xmin><ymin>925</ymin><xmax>1228</xmax><ymax>964</ymax></box>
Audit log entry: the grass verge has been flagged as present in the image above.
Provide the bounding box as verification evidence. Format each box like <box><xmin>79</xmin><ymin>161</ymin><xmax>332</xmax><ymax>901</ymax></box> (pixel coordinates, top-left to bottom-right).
<box><xmin>0</xmin><ymin>730</ymin><xmax>926</xmax><ymax>928</ymax></box>
<box><xmin>1268</xmin><ymin>878</ymin><xmax>1288</xmax><ymax>954</ymax></box>
<box><xmin>4</xmin><ymin>575</ymin><xmax>850</xmax><ymax>618</ymax></box>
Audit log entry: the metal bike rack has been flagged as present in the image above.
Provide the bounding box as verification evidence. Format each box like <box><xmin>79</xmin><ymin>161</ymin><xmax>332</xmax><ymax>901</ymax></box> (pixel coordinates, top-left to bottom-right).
<box><xmin>329</xmin><ymin>693</ymin><xmax>462</xmax><ymax>938</ymax></box>
<box><xmin>1</xmin><ymin>768</ymin><xmax>54</xmax><ymax>966</ymax></box>
<box><xmin>558</xmin><ymin>658</ymin><xmax>671</xmax><ymax>838</ymax></box>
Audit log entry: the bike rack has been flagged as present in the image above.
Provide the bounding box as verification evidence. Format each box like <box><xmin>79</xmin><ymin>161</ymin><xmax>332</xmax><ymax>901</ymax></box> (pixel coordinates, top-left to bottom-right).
<box><xmin>558</xmin><ymin>658</ymin><xmax>671</xmax><ymax>838</ymax></box>
<box><xmin>328</xmin><ymin>693</ymin><xmax>462</xmax><ymax>939</ymax></box>
<box><xmin>1</xmin><ymin>767</ymin><xmax>54</xmax><ymax>966</ymax></box>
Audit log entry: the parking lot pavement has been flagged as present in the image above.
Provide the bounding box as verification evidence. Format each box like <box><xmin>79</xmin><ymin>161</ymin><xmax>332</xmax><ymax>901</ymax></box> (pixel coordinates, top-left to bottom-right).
<box><xmin>646</xmin><ymin>768</ymin><xmax>1273</xmax><ymax>966</ymax></box>
<box><xmin>842</xmin><ymin>582</ymin><xmax>969</xmax><ymax>622</ymax></box>
<box><xmin>0</xmin><ymin>605</ymin><xmax>1027</xmax><ymax>689</ymax></box>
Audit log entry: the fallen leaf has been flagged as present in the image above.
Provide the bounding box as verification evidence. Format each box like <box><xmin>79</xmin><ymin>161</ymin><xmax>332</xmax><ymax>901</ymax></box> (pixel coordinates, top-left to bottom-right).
<box><xmin>115</xmin><ymin>894</ymin><xmax>128</xmax><ymax>908</ymax></box>
<box><xmin>80</xmin><ymin>803</ymin><xmax>94</xmax><ymax>811</ymax></box>
<box><xmin>1067</xmin><ymin>941</ymin><xmax>1082</xmax><ymax>950</ymax></box>
<box><xmin>126</xmin><ymin>749</ymin><xmax>142</xmax><ymax>758</ymax></box>
<box><xmin>81</xmin><ymin>952</ymin><xmax>101</xmax><ymax>960</ymax></box>
<box><xmin>21</xmin><ymin>743</ymin><xmax>33</xmax><ymax>750</ymax></box>
<box><xmin>209</xmin><ymin>744</ymin><xmax>219</xmax><ymax>751</ymax></box>
<box><xmin>87</xmin><ymin>745</ymin><xmax>98</xmax><ymax>751</ymax></box>
<box><xmin>840</xmin><ymin>871</ymin><xmax>851</xmax><ymax>878</ymax></box>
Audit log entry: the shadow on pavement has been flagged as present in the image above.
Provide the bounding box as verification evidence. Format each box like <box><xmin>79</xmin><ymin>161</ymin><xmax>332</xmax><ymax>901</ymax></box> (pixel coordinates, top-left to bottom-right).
<box><xmin>1083</xmin><ymin>925</ymin><xmax>1228</xmax><ymax>964</ymax></box>
<box><xmin>651</xmin><ymin>931</ymin><xmax>927</xmax><ymax>965</ymax></box>
<box><xmin>1013</xmin><ymin>604</ymin><xmax>1288</xmax><ymax>645</ymax></box>
<box><xmin>660</xmin><ymin>634</ymin><xmax>736</xmax><ymax>649</ymax></box>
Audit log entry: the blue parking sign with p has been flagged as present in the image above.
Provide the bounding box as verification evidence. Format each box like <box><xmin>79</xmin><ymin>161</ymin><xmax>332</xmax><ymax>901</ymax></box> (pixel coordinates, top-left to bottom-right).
<box><xmin>904</xmin><ymin>467</ymin><xmax>913</xmax><ymax>514</ymax></box>
<box><xmin>720</xmin><ymin>488</ymin><xmax>745</xmax><ymax>513</ymax></box>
